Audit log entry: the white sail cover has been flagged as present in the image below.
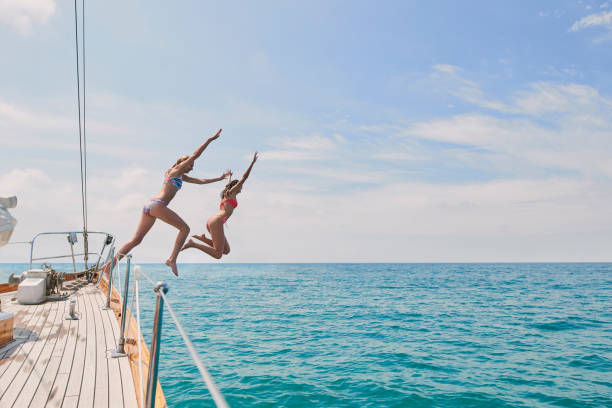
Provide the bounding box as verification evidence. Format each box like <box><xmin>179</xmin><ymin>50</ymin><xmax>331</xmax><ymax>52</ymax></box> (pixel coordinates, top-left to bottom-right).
<box><xmin>0</xmin><ymin>196</ymin><xmax>17</xmax><ymax>247</ymax></box>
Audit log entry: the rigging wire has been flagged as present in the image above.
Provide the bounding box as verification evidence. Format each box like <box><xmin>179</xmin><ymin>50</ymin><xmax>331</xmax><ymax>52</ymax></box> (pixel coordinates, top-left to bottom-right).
<box><xmin>82</xmin><ymin>0</ymin><xmax>89</xmax><ymax>260</ymax></box>
<box><xmin>159</xmin><ymin>289</ymin><xmax>230</xmax><ymax>408</ymax></box>
<box><xmin>134</xmin><ymin>267</ymin><xmax>229</xmax><ymax>407</ymax></box>
<box><xmin>73</xmin><ymin>0</ymin><xmax>89</xmax><ymax>264</ymax></box>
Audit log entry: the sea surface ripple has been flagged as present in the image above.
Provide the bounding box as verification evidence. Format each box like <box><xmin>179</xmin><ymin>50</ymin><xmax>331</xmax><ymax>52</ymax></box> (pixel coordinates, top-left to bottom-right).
<box><xmin>1</xmin><ymin>263</ymin><xmax>611</xmax><ymax>407</ymax></box>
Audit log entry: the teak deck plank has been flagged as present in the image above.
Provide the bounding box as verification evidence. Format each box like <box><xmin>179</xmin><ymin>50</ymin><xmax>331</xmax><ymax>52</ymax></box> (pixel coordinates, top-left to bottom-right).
<box><xmin>76</xmin><ymin>286</ymin><xmax>97</xmax><ymax>408</ymax></box>
<box><xmin>13</xmin><ymin>299</ymin><xmax>67</xmax><ymax>408</ymax></box>
<box><xmin>0</xmin><ymin>303</ymin><xmax>35</xmax><ymax>366</ymax></box>
<box><xmin>64</xmin><ymin>292</ymin><xmax>88</xmax><ymax>399</ymax></box>
<box><xmin>95</xmin><ymin>291</ymin><xmax>125</xmax><ymax>408</ymax></box>
<box><xmin>62</xmin><ymin>394</ymin><xmax>79</xmax><ymax>408</ymax></box>
<box><xmin>91</xmin><ymin>291</ymin><xmax>110</xmax><ymax>408</ymax></box>
<box><xmin>0</xmin><ymin>302</ymin><xmax>43</xmax><ymax>369</ymax></box>
<box><xmin>0</xmin><ymin>299</ymin><xmax>60</xmax><ymax>407</ymax></box>
<box><xmin>0</xmin><ymin>301</ymin><xmax>53</xmax><ymax>399</ymax></box>
<box><xmin>32</xmin><ymin>297</ymin><xmax>75</xmax><ymax>407</ymax></box>
<box><xmin>0</xmin><ymin>280</ymin><xmax>155</xmax><ymax>408</ymax></box>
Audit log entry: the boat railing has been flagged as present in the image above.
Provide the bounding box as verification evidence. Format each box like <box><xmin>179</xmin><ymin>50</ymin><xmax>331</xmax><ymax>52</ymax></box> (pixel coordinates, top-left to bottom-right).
<box><xmin>27</xmin><ymin>231</ymin><xmax>115</xmax><ymax>274</ymax></box>
<box><xmin>103</xmin><ymin>253</ymin><xmax>229</xmax><ymax>408</ymax></box>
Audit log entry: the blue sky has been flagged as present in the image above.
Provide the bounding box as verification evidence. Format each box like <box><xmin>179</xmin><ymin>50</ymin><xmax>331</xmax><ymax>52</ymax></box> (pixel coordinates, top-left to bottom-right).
<box><xmin>1</xmin><ymin>1</ymin><xmax>611</xmax><ymax>262</ymax></box>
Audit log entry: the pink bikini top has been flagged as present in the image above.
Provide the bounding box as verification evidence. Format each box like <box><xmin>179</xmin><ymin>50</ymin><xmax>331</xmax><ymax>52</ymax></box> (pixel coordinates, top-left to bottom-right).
<box><xmin>220</xmin><ymin>199</ymin><xmax>238</xmax><ymax>210</ymax></box>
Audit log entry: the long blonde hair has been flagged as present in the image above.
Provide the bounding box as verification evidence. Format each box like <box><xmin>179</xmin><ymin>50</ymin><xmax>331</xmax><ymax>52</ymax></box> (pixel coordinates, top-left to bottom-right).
<box><xmin>168</xmin><ymin>155</ymin><xmax>189</xmax><ymax>174</ymax></box>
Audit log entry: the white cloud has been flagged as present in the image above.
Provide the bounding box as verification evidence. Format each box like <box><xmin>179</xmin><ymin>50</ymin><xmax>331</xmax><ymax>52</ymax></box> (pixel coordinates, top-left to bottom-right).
<box><xmin>221</xmin><ymin>177</ymin><xmax>612</xmax><ymax>262</ymax></box>
<box><xmin>2</xmin><ymin>163</ymin><xmax>611</xmax><ymax>263</ymax></box>
<box><xmin>332</xmin><ymin>133</ymin><xmax>346</xmax><ymax>144</ymax></box>
<box><xmin>408</xmin><ymin>113</ymin><xmax>545</xmax><ymax>150</ymax></box>
<box><xmin>258</xmin><ymin>150</ymin><xmax>328</xmax><ymax>162</ymax></box>
<box><xmin>0</xmin><ymin>96</ymin><xmax>160</xmax><ymax>162</ymax></box>
<box><xmin>397</xmin><ymin>77</ymin><xmax>612</xmax><ymax>183</ymax></box>
<box><xmin>2</xmin><ymin>62</ymin><xmax>612</xmax><ymax>262</ymax></box>
<box><xmin>280</xmin><ymin>134</ymin><xmax>336</xmax><ymax>150</ymax></box>
<box><xmin>512</xmin><ymin>82</ymin><xmax>605</xmax><ymax>115</ymax></box>
<box><xmin>359</xmin><ymin>124</ymin><xmax>400</xmax><ymax>133</ymax></box>
<box><xmin>281</xmin><ymin>165</ymin><xmax>390</xmax><ymax>184</ymax></box>
<box><xmin>430</xmin><ymin>65</ymin><xmax>612</xmax><ymax>117</ymax></box>
<box><xmin>453</xmin><ymin>84</ymin><xmax>510</xmax><ymax>112</ymax></box>
<box><xmin>0</xmin><ymin>0</ymin><xmax>56</xmax><ymax>35</ymax></box>
<box><xmin>430</xmin><ymin>64</ymin><xmax>512</xmax><ymax>112</ymax></box>
<box><xmin>433</xmin><ymin>64</ymin><xmax>461</xmax><ymax>75</ymax></box>
<box><xmin>263</xmin><ymin>134</ymin><xmax>340</xmax><ymax>161</ymax></box>
<box><xmin>371</xmin><ymin>152</ymin><xmax>428</xmax><ymax>161</ymax></box>
<box><xmin>570</xmin><ymin>10</ymin><xmax>612</xmax><ymax>31</ymax></box>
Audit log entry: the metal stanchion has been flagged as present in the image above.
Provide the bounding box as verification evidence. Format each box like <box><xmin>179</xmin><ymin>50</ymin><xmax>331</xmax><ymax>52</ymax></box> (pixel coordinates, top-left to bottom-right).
<box><xmin>145</xmin><ymin>281</ymin><xmax>169</xmax><ymax>408</ymax></box>
<box><xmin>102</xmin><ymin>247</ymin><xmax>115</xmax><ymax>310</ymax></box>
<box><xmin>111</xmin><ymin>255</ymin><xmax>131</xmax><ymax>358</ymax></box>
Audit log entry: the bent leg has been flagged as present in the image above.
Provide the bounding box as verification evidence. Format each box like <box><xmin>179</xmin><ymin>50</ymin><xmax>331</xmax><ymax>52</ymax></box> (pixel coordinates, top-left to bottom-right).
<box><xmin>223</xmin><ymin>236</ymin><xmax>230</xmax><ymax>255</ymax></box>
<box><xmin>150</xmin><ymin>204</ymin><xmax>190</xmax><ymax>276</ymax></box>
<box><xmin>192</xmin><ymin>233</ymin><xmax>213</xmax><ymax>246</ymax></box>
<box><xmin>182</xmin><ymin>220</ymin><xmax>225</xmax><ymax>259</ymax></box>
<box><xmin>104</xmin><ymin>212</ymin><xmax>156</xmax><ymax>277</ymax></box>
<box><xmin>118</xmin><ymin>212</ymin><xmax>157</xmax><ymax>259</ymax></box>
<box><xmin>191</xmin><ymin>233</ymin><xmax>229</xmax><ymax>254</ymax></box>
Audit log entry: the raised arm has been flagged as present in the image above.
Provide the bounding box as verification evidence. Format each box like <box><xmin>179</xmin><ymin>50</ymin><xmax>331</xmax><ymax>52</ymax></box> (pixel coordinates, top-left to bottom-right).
<box><xmin>183</xmin><ymin>170</ymin><xmax>231</xmax><ymax>185</ymax></box>
<box><xmin>228</xmin><ymin>152</ymin><xmax>258</xmax><ymax>196</ymax></box>
<box><xmin>175</xmin><ymin>128</ymin><xmax>222</xmax><ymax>174</ymax></box>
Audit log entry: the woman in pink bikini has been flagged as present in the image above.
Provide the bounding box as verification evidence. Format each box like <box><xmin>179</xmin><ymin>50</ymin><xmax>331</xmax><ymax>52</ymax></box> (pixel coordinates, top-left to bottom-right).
<box><xmin>181</xmin><ymin>152</ymin><xmax>258</xmax><ymax>259</ymax></box>
<box><xmin>113</xmin><ymin>128</ymin><xmax>230</xmax><ymax>276</ymax></box>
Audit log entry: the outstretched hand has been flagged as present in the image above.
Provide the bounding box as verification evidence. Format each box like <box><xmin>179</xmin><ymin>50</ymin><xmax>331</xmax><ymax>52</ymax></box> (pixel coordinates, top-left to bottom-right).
<box><xmin>222</xmin><ymin>169</ymin><xmax>232</xmax><ymax>179</ymax></box>
<box><xmin>252</xmin><ymin>151</ymin><xmax>259</xmax><ymax>163</ymax></box>
<box><xmin>209</xmin><ymin>128</ymin><xmax>222</xmax><ymax>141</ymax></box>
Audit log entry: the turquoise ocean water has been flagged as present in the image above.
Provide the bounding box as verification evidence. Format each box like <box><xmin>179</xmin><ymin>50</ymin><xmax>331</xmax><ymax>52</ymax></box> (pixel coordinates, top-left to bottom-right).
<box><xmin>0</xmin><ymin>263</ymin><xmax>610</xmax><ymax>407</ymax></box>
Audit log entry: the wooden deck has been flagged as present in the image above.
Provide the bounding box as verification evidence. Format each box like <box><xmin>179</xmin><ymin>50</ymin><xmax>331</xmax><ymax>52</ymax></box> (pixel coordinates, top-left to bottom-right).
<box><xmin>0</xmin><ymin>280</ymin><xmax>139</xmax><ymax>408</ymax></box>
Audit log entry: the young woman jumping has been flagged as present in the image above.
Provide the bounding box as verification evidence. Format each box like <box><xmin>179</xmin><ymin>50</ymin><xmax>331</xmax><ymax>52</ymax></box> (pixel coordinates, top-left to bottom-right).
<box><xmin>113</xmin><ymin>128</ymin><xmax>230</xmax><ymax>276</ymax></box>
<box><xmin>181</xmin><ymin>152</ymin><xmax>258</xmax><ymax>259</ymax></box>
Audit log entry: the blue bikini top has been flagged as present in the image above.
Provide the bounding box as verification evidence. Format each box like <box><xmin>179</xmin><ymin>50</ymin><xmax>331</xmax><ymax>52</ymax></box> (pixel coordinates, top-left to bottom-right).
<box><xmin>164</xmin><ymin>176</ymin><xmax>183</xmax><ymax>189</ymax></box>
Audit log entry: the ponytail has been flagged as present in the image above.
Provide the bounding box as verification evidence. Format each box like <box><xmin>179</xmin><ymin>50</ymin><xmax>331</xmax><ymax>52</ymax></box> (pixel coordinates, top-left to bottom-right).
<box><xmin>221</xmin><ymin>180</ymin><xmax>239</xmax><ymax>199</ymax></box>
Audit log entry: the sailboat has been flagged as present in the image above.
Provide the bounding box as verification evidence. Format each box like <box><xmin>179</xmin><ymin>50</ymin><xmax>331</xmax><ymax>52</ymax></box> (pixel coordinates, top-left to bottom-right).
<box><xmin>0</xmin><ymin>2</ymin><xmax>228</xmax><ymax>407</ymax></box>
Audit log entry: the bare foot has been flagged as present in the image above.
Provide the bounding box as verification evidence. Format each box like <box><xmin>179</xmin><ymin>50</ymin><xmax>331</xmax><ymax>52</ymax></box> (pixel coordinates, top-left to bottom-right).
<box><xmin>165</xmin><ymin>259</ymin><xmax>179</xmax><ymax>277</ymax></box>
<box><xmin>191</xmin><ymin>233</ymin><xmax>207</xmax><ymax>242</ymax></box>
<box><xmin>181</xmin><ymin>239</ymin><xmax>196</xmax><ymax>252</ymax></box>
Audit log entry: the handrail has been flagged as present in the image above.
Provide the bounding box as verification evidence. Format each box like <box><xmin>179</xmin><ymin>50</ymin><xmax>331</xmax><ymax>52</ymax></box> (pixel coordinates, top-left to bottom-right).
<box><xmin>31</xmin><ymin>252</ymin><xmax>102</xmax><ymax>261</ymax></box>
<box><xmin>29</xmin><ymin>230</ymin><xmax>113</xmax><ymax>270</ymax></box>
<box><xmin>133</xmin><ymin>268</ymin><xmax>146</xmax><ymax>408</ymax></box>
<box><xmin>145</xmin><ymin>281</ymin><xmax>168</xmax><ymax>408</ymax></box>
<box><xmin>107</xmin><ymin>263</ymin><xmax>230</xmax><ymax>408</ymax></box>
<box><xmin>159</xmin><ymin>290</ymin><xmax>229</xmax><ymax>408</ymax></box>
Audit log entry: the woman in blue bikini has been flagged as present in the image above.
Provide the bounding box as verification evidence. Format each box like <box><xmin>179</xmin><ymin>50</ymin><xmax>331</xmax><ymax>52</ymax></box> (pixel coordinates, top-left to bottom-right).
<box><xmin>115</xmin><ymin>128</ymin><xmax>229</xmax><ymax>276</ymax></box>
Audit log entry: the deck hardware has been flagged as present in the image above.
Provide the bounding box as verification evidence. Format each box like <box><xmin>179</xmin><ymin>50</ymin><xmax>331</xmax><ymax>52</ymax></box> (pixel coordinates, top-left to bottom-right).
<box><xmin>65</xmin><ymin>299</ymin><xmax>80</xmax><ymax>320</ymax></box>
<box><xmin>67</xmin><ymin>233</ymin><xmax>78</xmax><ymax>274</ymax></box>
<box><xmin>94</xmin><ymin>234</ymin><xmax>114</xmax><ymax>276</ymax></box>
